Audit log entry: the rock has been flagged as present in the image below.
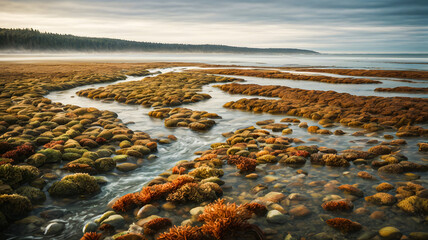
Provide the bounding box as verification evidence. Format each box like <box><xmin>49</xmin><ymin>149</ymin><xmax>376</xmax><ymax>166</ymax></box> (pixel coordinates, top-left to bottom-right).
<box><xmin>379</xmin><ymin>227</ymin><xmax>402</xmax><ymax>240</ymax></box>
<box><xmin>246</xmin><ymin>173</ymin><xmax>258</xmax><ymax>179</ymax></box>
<box><xmin>289</xmin><ymin>205</ymin><xmax>311</xmax><ymax>218</ymax></box>
<box><xmin>113</xmin><ymin>155</ymin><xmax>128</xmax><ymax>163</ymax></box>
<box><xmin>357</xmin><ymin>231</ymin><xmax>377</xmax><ymax>240</ymax></box>
<box><xmin>313</xmin><ymin>232</ymin><xmax>333</xmax><ymax>240</ymax></box>
<box><xmin>409</xmin><ymin>232</ymin><xmax>428</xmax><ymax>240</ymax></box>
<box><xmin>83</xmin><ymin>221</ymin><xmax>98</xmax><ymax>233</ymax></box>
<box><xmin>190</xmin><ymin>206</ymin><xmax>205</xmax><ymax>216</ymax></box>
<box><xmin>261</xmin><ymin>192</ymin><xmax>286</xmax><ymax>203</ymax></box>
<box><xmin>162</xmin><ymin>202</ymin><xmax>176</xmax><ymax>211</ymax></box>
<box><xmin>263</xmin><ymin>175</ymin><xmax>279</xmax><ymax>183</ymax></box>
<box><xmin>370</xmin><ymin>211</ymin><xmax>385</xmax><ymax>220</ymax></box>
<box><xmin>95</xmin><ymin>211</ymin><xmax>116</xmax><ymax>224</ymax></box>
<box><xmin>116</xmin><ymin>163</ymin><xmax>138</xmax><ymax>172</ymax></box>
<box><xmin>266</xmin><ymin>210</ymin><xmax>287</xmax><ymax>224</ymax></box>
<box><xmin>137</xmin><ymin>204</ymin><xmax>159</xmax><ymax>219</ymax></box>
<box><xmin>15</xmin><ymin>215</ymin><xmax>45</xmax><ymax>226</ymax></box>
<box><xmin>40</xmin><ymin>209</ymin><xmax>66</xmax><ymax>220</ymax></box>
<box><xmin>101</xmin><ymin>214</ymin><xmax>125</xmax><ymax>229</ymax></box>
<box><xmin>44</xmin><ymin>221</ymin><xmax>65</xmax><ymax>235</ymax></box>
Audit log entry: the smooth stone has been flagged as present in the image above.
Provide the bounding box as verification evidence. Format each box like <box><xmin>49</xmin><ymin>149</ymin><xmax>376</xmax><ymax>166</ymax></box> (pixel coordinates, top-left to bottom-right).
<box><xmin>289</xmin><ymin>205</ymin><xmax>311</xmax><ymax>218</ymax></box>
<box><xmin>313</xmin><ymin>232</ymin><xmax>333</xmax><ymax>240</ymax></box>
<box><xmin>116</xmin><ymin>163</ymin><xmax>138</xmax><ymax>172</ymax></box>
<box><xmin>246</xmin><ymin>173</ymin><xmax>259</xmax><ymax>179</ymax></box>
<box><xmin>83</xmin><ymin>221</ymin><xmax>98</xmax><ymax>233</ymax></box>
<box><xmin>262</xmin><ymin>192</ymin><xmax>286</xmax><ymax>203</ymax></box>
<box><xmin>266</xmin><ymin>210</ymin><xmax>287</xmax><ymax>224</ymax></box>
<box><xmin>95</xmin><ymin>211</ymin><xmax>116</xmax><ymax>224</ymax></box>
<box><xmin>409</xmin><ymin>232</ymin><xmax>428</xmax><ymax>240</ymax></box>
<box><xmin>137</xmin><ymin>204</ymin><xmax>159</xmax><ymax>219</ymax></box>
<box><xmin>147</xmin><ymin>154</ymin><xmax>157</xmax><ymax>160</ymax></box>
<box><xmin>40</xmin><ymin>209</ymin><xmax>66</xmax><ymax>220</ymax></box>
<box><xmin>44</xmin><ymin>222</ymin><xmax>65</xmax><ymax>235</ymax></box>
<box><xmin>357</xmin><ymin>231</ymin><xmax>377</xmax><ymax>240</ymax></box>
<box><xmin>190</xmin><ymin>206</ymin><xmax>205</xmax><ymax>216</ymax></box>
<box><xmin>379</xmin><ymin>227</ymin><xmax>402</xmax><ymax>240</ymax></box>
<box><xmin>181</xmin><ymin>219</ymin><xmax>193</xmax><ymax>226</ymax></box>
<box><xmin>284</xmin><ymin>233</ymin><xmax>297</xmax><ymax>240</ymax></box>
<box><xmin>162</xmin><ymin>202</ymin><xmax>176</xmax><ymax>211</ymax></box>
<box><xmin>263</xmin><ymin>175</ymin><xmax>279</xmax><ymax>183</ymax></box>
<box><xmin>15</xmin><ymin>216</ymin><xmax>45</xmax><ymax>226</ymax></box>
<box><xmin>101</xmin><ymin>214</ymin><xmax>125</xmax><ymax>229</ymax></box>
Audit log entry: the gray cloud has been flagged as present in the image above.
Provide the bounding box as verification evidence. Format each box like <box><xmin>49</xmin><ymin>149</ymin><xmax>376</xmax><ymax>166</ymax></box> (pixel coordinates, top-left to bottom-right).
<box><xmin>0</xmin><ymin>0</ymin><xmax>427</xmax><ymax>52</ymax></box>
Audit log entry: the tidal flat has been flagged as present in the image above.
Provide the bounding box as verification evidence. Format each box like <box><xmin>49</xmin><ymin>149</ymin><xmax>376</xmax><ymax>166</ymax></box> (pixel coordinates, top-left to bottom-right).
<box><xmin>0</xmin><ymin>60</ymin><xmax>427</xmax><ymax>240</ymax></box>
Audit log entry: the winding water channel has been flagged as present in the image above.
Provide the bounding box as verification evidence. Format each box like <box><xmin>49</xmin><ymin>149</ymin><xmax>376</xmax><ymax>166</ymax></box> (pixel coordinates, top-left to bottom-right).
<box><xmin>6</xmin><ymin>65</ymin><xmax>427</xmax><ymax>239</ymax></box>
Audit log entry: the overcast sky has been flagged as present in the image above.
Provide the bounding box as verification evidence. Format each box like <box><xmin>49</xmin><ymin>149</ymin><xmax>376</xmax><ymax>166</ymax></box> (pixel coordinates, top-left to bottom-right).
<box><xmin>1</xmin><ymin>0</ymin><xmax>427</xmax><ymax>53</ymax></box>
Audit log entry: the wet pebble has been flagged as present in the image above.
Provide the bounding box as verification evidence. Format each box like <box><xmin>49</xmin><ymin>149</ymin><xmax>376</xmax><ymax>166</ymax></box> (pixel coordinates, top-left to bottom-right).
<box><xmin>44</xmin><ymin>221</ymin><xmax>65</xmax><ymax>235</ymax></box>
<box><xmin>101</xmin><ymin>214</ymin><xmax>125</xmax><ymax>229</ymax></box>
<box><xmin>379</xmin><ymin>226</ymin><xmax>402</xmax><ymax>240</ymax></box>
<box><xmin>266</xmin><ymin>210</ymin><xmax>287</xmax><ymax>224</ymax></box>
<box><xmin>245</xmin><ymin>173</ymin><xmax>259</xmax><ymax>179</ymax></box>
<box><xmin>83</xmin><ymin>221</ymin><xmax>98</xmax><ymax>233</ymax></box>
<box><xmin>116</xmin><ymin>162</ymin><xmax>138</xmax><ymax>172</ymax></box>
<box><xmin>137</xmin><ymin>204</ymin><xmax>159</xmax><ymax>219</ymax></box>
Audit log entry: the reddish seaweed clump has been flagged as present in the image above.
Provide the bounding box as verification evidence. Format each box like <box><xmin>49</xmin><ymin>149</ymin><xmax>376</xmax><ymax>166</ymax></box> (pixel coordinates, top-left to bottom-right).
<box><xmin>112</xmin><ymin>175</ymin><xmax>194</xmax><ymax>212</ymax></box>
<box><xmin>80</xmin><ymin>232</ymin><xmax>102</xmax><ymax>240</ymax></box>
<box><xmin>227</xmin><ymin>155</ymin><xmax>257</xmax><ymax>172</ymax></box>
<box><xmin>157</xmin><ymin>226</ymin><xmax>205</xmax><ymax>240</ymax></box>
<box><xmin>1</xmin><ymin>144</ymin><xmax>35</xmax><ymax>162</ymax></box>
<box><xmin>326</xmin><ymin>218</ymin><xmax>362</xmax><ymax>233</ymax></box>
<box><xmin>143</xmin><ymin>217</ymin><xmax>172</xmax><ymax>235</ymax></box>
<box><xmin>322</xmin><ymin>200</ymin><xmax>354</xmax><ymax>211</ymax></box>
<box><xmin>172</xmin><ymin>166</ymin><xmax>186</xmax><ymax>175</ymax></box>
<box><xmin>198</xmin><ymin>199</ymin><xmax>264</xmax><ymax>240</ymax></box>
<box><xmin>43</xmin><ymin>140</ymin><xmax>65</xmax><ymax>149</ymax></box>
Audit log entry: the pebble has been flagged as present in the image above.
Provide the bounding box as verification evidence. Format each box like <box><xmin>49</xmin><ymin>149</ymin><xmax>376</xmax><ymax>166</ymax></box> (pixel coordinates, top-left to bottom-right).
<box><xmin>116</xmin><ymin>163</ymin><xmax>138</xmax><ymax>172</ymax></box>
<box><xmin>101</xmin><ymin>214</ymin><xmax>125</xmax><ymax>229</ymax></box>
<box><xmin>137</xmin><ymin>204</ymin><xmax>159</xmax><ymax>219</ymax></box>
<box><xmin>370</xmin><ymin>211</ymin><xmax>385</xmax><ymax>220</ymax></box>
<box><xmin>147</xmin><ymin>154</ymin><xmax>158</xmax><ymax>160</ymax></box>
<box><xmin>379</xmin><ymin>226</ymin><xmax>402</xmax><ymax>240</ymax></box>
<box><xmin>263</xmin><ymin>175</ymin><xmax>279</xmax><ymax>183</ymax></box>
<box><xmin>245</xmin><ymin>173</ymin><xmax>259</xmax><ymax>179</ymax></box>
<box><xmin>162</xmin><ymin>202</ymin><xmax>176</xmax><ymax>211</ymax></box>
<box><xmin>357</xmin><ymin>231</ymin><xmax>377</xmax><ymax>240</ymax></box>
<box><xmin>44</xmin><ymin>222</ymin><xmax>65</xmax><ymax>235</ymax></box>
<box><xmin>289</xmin><ymin>205</ymin><xmax>311</xmax><ymax>218</ymax></box>
<box><xmin>261</xmin><ymin>192</ymin><xmax>286</xmax><ymax>203</ymax></box>
<box><xmin>312</xmin><ymin>232</ymin><xmax>333</xmax><ymax>240</ymax></box>
<box><xmin>43</xmin><ymin>173</ymin><xmax>59</xmax><ymax>180</ymax></box>
<box><xmin>190</xmin><ymin>206</ymin><xmax>205</xmax><ymax>216</ymax></box>
<box><xmin>409</xmin><ymin>232</ymin><xmax>428</xmax><ymax>240</ymax></box>
<box><xmin>266</xmin><ymin>210</ymin><xmax>287</xmax><ymax>224</ymax></box>
<box><xmin>83</xmin><ymin>222</ymin><xmax>98</xmax><ymax>233</ymax></box>
<box><xmin>40</xmin><ymin>209</ymin><xmax>66</xmax><ymax>220</ymax></box>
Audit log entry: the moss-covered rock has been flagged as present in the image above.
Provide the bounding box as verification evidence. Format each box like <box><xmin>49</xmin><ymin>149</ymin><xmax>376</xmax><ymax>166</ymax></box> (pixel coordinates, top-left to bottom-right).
<box><xmin>62</xmin><ymin>152</ymin><xmax>82</xmax><ymax>161</ymax></box>
<box><xmin>15</xmin><ymin>186</ymin><xmax>46</xmax><ymax>204</ymax></box>
<box><xmin>26</xmin><ymin>153</ymin><xmax>47</xmax><ymax>167</ymax></box>
<box><xmin>95</xmin><ymin>157</ymin><xmax>116</xmax><ymax>172</ymax></box>
<box><xmin>48</xmin><ymin>173</ymin><xmax>100</xmax><ymax>197</ymax></box>
<box><xmin>38</xmin><ymin>148</ymin><xmax>62</xmax><ymax>163</ymax></box>
<box><xmin>0</xmin><ymin>194</ymin><xmax>32</xmax><ymax>220</ymax></box>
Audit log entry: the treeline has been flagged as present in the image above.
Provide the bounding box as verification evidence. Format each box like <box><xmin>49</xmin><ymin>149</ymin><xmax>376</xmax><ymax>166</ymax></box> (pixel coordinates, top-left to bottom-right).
<box><xmin>0</xmin><ymin>28</ymin><xmax>319</xmax><ymax>54</ymax></box>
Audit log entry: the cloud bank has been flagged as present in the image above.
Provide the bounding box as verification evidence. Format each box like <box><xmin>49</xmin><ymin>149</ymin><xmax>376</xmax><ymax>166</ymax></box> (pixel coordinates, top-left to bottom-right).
<box><xmin>0</xmin><ymin>0</ymin><xmax>427</xmax><ymax>53</ymax></box>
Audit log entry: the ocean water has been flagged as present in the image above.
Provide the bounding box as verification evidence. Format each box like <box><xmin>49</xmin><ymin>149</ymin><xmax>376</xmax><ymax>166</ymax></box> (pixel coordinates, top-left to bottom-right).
<box><xmin>1</xmin><ymin>52</ymin><xmax>428</xmax><ymax>70</ymax></box>
<box><xmin>1</xmin><ymin>54</ymin><xmax>427</xmax><ymax>239</ymax></box>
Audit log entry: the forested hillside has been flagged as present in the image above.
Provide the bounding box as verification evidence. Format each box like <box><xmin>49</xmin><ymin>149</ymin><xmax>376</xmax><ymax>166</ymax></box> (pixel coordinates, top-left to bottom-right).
<box><xmin>0</xmin><ymin>28</ymin><xmax>319</xmax><ymax>54</ymax></box>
